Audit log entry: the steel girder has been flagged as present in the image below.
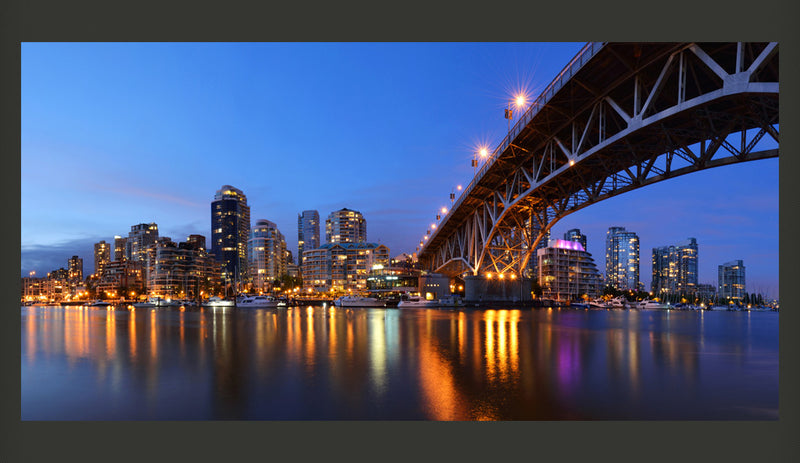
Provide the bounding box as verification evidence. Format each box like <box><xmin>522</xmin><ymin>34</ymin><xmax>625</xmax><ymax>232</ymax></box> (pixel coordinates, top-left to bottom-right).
<box><xmin>421</xmin><ymin>42</ymin><xmax>779</xmax><ymax>278</ymax></box>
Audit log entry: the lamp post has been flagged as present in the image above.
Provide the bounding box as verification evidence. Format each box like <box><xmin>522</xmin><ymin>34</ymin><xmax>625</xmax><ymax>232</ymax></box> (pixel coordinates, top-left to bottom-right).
<box><xmin>505</xmin><ymin>94</ymin><xmax>527</xmax><ymax>136</ymax></box>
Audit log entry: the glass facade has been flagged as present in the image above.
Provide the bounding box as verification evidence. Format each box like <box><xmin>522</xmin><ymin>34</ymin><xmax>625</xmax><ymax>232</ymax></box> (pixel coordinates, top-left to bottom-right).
<box><xmin>325</xmin><ymin>208</ymin><xmax>366</xmax><ymax>244</ymax></box>
<box><xmin>605</xmin><ymin>226</ymin><xmax>639</xmax><ymax>291</ymax></box>
<box><xmin>651</xmin><ymin>238</ymin><xmax>698</xmax><ymax>294</ymax></box>
<box><xmin>248</xmin><ymin>219</ymin><xmax>287</xmax><ymax>293</ymax></box>
<box><xmin>297</xmin><ymin>210</ymin><xmax>320</xmax><ymax>264</ymax></box>
<box><xmin>210</xmin><ymin>185</ymin><xmax>250</xmax><ymax>289</ymax></box>
<box><xmin>564</xmin><ymin>228</ymin><xmax>587</xmax><ymax>251</ymax></box>
<box><xmin>718</xmin><ymin>260</ymin><xmax>746</xmax><ymax>301</ymax></box>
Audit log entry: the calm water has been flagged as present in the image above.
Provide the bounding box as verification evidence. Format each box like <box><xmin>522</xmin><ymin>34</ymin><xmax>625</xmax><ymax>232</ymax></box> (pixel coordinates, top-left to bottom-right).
<box><xmin>21</xmin><ymin>304</ymin><xmax>778</xmax><ymax>420</ymax></box>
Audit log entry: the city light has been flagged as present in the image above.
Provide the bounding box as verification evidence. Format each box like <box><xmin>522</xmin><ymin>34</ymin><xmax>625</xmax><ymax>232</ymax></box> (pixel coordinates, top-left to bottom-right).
<box><xmin>441</xmin><ymin>207</ymin><xmax>447</xmax><ymax>214</ymax></box>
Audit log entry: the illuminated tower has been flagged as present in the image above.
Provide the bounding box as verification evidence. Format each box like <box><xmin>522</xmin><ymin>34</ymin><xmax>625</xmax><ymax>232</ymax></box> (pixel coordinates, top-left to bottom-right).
<box><xmin>248</xmin><ymin>219</ymin><xmax>287</xmax><ymax>292</ymax></box>
<box><xmin>605</xmin><ymin>226</ymin><xmax>639</xmax><ymax>291</ymax></box>
<box><xmin>298</xmin><ymin>210</ymin><xmax>320</xmax><ymax>263</ymax></box>
<box><xmin>651</xmin><ymin>238</ymin><xmax>698</xmax><ymax>294</ymax></box>
<box><xmin>211</xmin><ymin>185</ymin><xmax>251</xmax><ymax>289</ymax></box>
<box><xmin>93</xmin><ymin>240</ymin><xmax>110</xmax><ymax>276</ymax></box>
<box><xmin>325</xmin><ymin>208</ymin><xmax>366</xmax><ymax>244</ymax></box>
<box><xmin>67</xmin><ymin>255</ymin><xmax>83</xmax><ymax>284</ymax></box>
<box><xmin>126</xmin><ymin>223</ymin><xmax>159</xmax><ymax>263</ymax></box>
<box><xmin>718</xmin><ymin>260</ymin><xmax>746</xmax><ymax>302</ymax></box>
<box><xmin>564</xmin><ymin>228</ymin><xmax>587</xmax><ymax>251</ymax></box>
<box><xmin>114</xmin><ymin>235</ymin><xmax>128</xmax><ymax>261</ymax></box>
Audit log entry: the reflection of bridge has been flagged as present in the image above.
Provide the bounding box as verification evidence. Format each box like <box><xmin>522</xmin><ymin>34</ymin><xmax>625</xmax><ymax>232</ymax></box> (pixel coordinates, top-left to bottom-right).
<box><xmin>419</xmin><ymin>42</ymin><xmax>778</xmax><ymax>279</ymax></box>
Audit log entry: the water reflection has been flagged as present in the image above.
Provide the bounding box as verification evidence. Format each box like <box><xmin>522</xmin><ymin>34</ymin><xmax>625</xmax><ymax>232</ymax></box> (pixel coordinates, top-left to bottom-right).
<box><xmin>21</xmin><ymin>305</ymin><xmax>778</xmax><ymax>420</ymax></box>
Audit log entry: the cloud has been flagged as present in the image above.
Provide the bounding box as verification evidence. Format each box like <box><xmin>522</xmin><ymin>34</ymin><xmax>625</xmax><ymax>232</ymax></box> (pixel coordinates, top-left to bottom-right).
<box><xmin>21</xmin><ymin>237</ymin><xmax>101</xmax><ymax>277</ymax></box>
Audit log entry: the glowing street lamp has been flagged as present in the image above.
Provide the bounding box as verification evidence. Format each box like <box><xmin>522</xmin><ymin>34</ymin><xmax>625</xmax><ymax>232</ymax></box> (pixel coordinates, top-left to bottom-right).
<box><xmin>505</xmin><ymin>93</ymin><xmax>527</xmax><ymax>135</ymax></box>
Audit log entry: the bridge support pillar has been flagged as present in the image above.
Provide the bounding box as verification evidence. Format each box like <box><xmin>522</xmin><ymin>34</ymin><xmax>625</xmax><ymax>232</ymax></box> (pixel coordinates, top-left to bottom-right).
<box><xmin>464</xmin><ymin>275</ymin><xmax>532</xmax><ymax>306</ymax></box>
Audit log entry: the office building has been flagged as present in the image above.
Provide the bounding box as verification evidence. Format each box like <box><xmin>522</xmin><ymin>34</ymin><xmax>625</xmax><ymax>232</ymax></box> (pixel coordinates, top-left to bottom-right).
<box><xmin>537</xmin><ymin>239</ymin><xmax>601</xmax><ymax>302</ymax></box>
<box><xmin>718</xmin><ymin>260</ymin><xmax>746</xmax><ymax>302</ymax></box>
<box><xmin>651</xmin><ymin>238</ymin><xmax>698</xmax><ymax>294</ymax></box>
<box><xmin>126</xmin><ymin>223</ymin><xmax>159</xmax><ymax>263</ymax></box>
<box><xmin>114</xmin><ymin>236</ymin><xmax>128</xmax><ymax>261</ymax></box>
<box><xmin>297</xmin><ymin>210</ymin><xmax>320</xmax><ymax>263</ymax></box>
<box><xmin>325</xmin><ymin>208</ymin><xmax>366</xmax><ymax>244</ymax></box>
<box><xmin>248</xmin><ymin>219</ymin><xmax>287</xmax><ymax>293</ymax></box>
<box><xmin>302</xmin><ymin>242</ymin><xmax>390</xmax><ymax>292</ymax></box>
<box><xmin>94</xmin><ymin>240</ymin><xmax>111</xmax><ymax>276</ymax></box>
<box><xmin>605</xmin><ymin>226</ymin><xmax>640</xmax><ymax>291</ymax></box>
<box><xmin>211</xmin><ymin>185</ymin><xmax>250</xmax><ymax>289</ymax></box>
<box><xmin>95</xmin><ymin>260</ymin><xmax>145</xmax><ymax>299</ymax></box>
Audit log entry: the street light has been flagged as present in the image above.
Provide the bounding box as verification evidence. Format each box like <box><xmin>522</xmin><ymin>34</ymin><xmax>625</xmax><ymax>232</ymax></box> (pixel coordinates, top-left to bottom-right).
<box><xmin>505</xmin><ymin>94</ymin><xmax>527</xmax><ymax>135</ymax></box>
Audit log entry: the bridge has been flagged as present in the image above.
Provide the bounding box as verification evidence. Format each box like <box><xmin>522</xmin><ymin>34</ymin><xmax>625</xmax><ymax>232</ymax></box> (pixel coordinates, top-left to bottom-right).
<box><xmin>418</xmin><ymin>42</ymin><xmax>778</xmax><ymax>290</ymax></box>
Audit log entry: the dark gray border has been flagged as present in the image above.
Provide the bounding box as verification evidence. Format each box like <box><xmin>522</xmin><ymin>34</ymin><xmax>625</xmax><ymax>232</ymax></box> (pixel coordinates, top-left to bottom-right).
<box><xmin>3</xmin><ymin>0</ymin><xmax>797</xmax><ymax>462</ymax></box>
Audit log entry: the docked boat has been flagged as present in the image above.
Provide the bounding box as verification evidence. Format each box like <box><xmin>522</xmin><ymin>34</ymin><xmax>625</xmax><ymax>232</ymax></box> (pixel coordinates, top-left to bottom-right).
<box><xmin>397</xmin><ymin>295</ymin><xmax>438</xmax><ymax>308</ymax></box>
<box><xmin>609</xmin><ymin>296</ymin><xmax>628</xmax><ymax>309</ymax></box>
<box><xmin>202</xmin><ymin>296</ymin><xmax>236</xmax><ymax>308</ymax></box>
<box><xmin>237</xmin><ymin>295</ymin><xmax>279</xmax><ymax>308</ymax></box>
<box><xmin>334</xmin><ymin>295</ymin><xmax>385</xmax><ymax>308</ymax></box>
<box><xmin>589</xmin><ymin>298</ymin><xmax>610</xmax><ymax>309</ymax></box>
<box><xmin>570</xmin><ymin>301</ymin><xmax>590</xmax><ymax>309</ymax></box>
<box><xmin>637</xmin><ymin>299</ymin><xmax>670</xmax><ymax>310</ymax></box>
<box><xmin>90</xmin><ymin>300</ymin><xmax>113</xmax><ymax>307</ymax></box>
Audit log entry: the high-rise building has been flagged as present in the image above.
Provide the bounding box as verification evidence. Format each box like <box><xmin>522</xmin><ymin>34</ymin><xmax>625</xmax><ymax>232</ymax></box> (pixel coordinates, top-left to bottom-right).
<box><xmin>537</xmin><ymin>239</ymin><xmax>601</xmax><ymax>302</ymax></box>
<box><xmin>564</xmin><ymin>229</ymin><xmax>587</xmax><ymax>251</ymax></box>
<box><xmin>325</xmin><ymin>208</ymin><xmax>366</xmax><ymax>244</ymax></box>
<box><xmin>126</xmin><ymin>223</ymin><xmax>159</xmax><ymax>263</ymax></box>
<box><xmin>718</xmin><ymin>260</ymin><xmax>746</xmax><ymax>301</ymax></box>
<box><xmin>605</xmin><ymin>226</ymin><xmax>640</xmax><ymax>291</ymax></box>
<box><xmin>527</xmin><ymin>229</ymin><xmax>551</xmax><ymax>278</ymax></box>
<box><xmin>298</xmin><ymin>210</ymin><xmax>320</xmax><ymax>263</ymax></box>
<box><xmin>248</xmin><ymin>219</ymin><xmax>287</xmax><ymax>293</ymax></box>
<box><xmin>651</xmin><ymin>238</ymin><xmax>698</xmax><ymax>294</ymax></box>
<box><xmin>211</xmin><ymin>185</ymin><xmax>251</xmax><ymax>289</ymax></box>
<box><xmin>114</xmin><ymin>236</ymin><xmax>128</xmax><ymax>261</ymax></box>
<box><xmin>67</xmin><ymin>255</ymin><xmax>83</xmax><ymax>284</ymax></box>
<box><xmin>94</xmin><ymin>240</ymin><xmax>111</xmax><ymax>276</ymax></box>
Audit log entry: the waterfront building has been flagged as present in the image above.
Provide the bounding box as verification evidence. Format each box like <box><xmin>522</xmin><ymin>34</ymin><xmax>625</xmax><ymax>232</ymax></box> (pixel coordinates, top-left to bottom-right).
<box><xmin>144</xmin><ymin>236</ymin><xmax>221</xmax><ymax>299</ymax></box>
<box><xmin>537</xmin><ymin>239</ymin><xmax>601</xmax><ymax>302</ymax></box>
<box><xmin>211</xmin><ymin>185</ymin><xmax>251</xmax><ymax>290</ymax></box>
<box><xmin>248</xmin><ymin>219</ymin><xmax>287</xmax><ymax>293</ymax></box>
<box><xmin>297</xmin><ymin>210</ymin><xmax>320</xmax><ymax>263</ymax></box>
<box><xmin>22</xmin><ymin>276</ymin><xmax>68</xmax><ymax>303</ymax></box>
<box><xmin>95</xmin><ymin>260</ymin><xmax>145</xmax><ymax>300</ymax></box>
<box><xmin>605</xmin><ymin>226</ymin><xmax>640</xmax><ymax>291</ymax></box>
<box><xmin>67</xmin><ymin>256</ymin><xmax>83</xmax><ymax>286</ymax></box>
<box><xmin>126</xmin><ymin>223</ymin><xmax>159</xmax><ymax>263</ymax></box>
<box><xmin>651</xmin><ymin>238</ymin><xmax>698</xmax><ymax>294</ymax></box>
<box><xmin>114</xmin><ymin>236</ymin><xmax>128</xmax><ymax>261</ymax></box>
<box><xmin>696</xmin><ymin>283</ymin><xmax>717</xmax><ymax>300</ymax></box>
<box><xmin>366</xmin><ymin>264</ymin><xmax>420</xmax><ymax>293</ymax></box>
<box><xmin>718</xmin><ymin>260</ymin><xmax>746</xmax><ymax>302</ymax></box>
<box><xmin>94</xmin><ymin>240</ymin><xmax>111</xmax><ymax>276</ymax></box>
<box><xmin>325</xmin><ymin>208</ymin><xmax>366</xmax><ymax>244</ymax></box>
<box><xmin>302</xmin><ymin>242</ymin><xmax>389</xmax><ymax>292</ymax></box>
<box><xmin>564</xmin><ymin>228</ymin><xmax>587</xmax><ymax>251</ymax></box>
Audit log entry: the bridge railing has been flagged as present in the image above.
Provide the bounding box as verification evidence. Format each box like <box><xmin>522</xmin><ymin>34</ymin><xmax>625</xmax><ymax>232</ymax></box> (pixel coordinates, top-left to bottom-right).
<box><xmin>422</xmin><ymin>42</ymin><xmax>605</xmax><ymax>254</ymax></box>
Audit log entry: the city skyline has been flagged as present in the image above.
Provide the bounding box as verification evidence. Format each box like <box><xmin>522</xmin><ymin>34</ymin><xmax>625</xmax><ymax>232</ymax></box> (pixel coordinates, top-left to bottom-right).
<box><xmin>21</xmin><ymin>42</ymin><xmax>779</xmax><ymax>297</ymax></box>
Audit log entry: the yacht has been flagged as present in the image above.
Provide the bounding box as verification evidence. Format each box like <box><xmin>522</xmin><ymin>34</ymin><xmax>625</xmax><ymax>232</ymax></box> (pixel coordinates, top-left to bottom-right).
<box><xmin>588</xmin><ymin>298</ymin><xmax>610</xmax><ymax>309</ymax></box>
<box><xmin>90</xmin><ymin>300</ymin><xmax>113</xmax><ymax>307</ymax></box>
<box><xmin>237</xmin><ymin>295</ymin><xmax>279</xmax><ymax>308</ymax></box>
<box><xmin>202</xmin><ymin>296</ymin><xmax>236</xmax><ymax>308</ymax></box>
<box><xmin>609</xmin><ymin>296</ymin><xmax>628</xmax><ymax>309</ymax></box>
<box><xmin>334</xmin><ymin>296</ymin><xmax>385</xmax><ymax>308</ymax></box>
<box><xmin>397</xmin><ymin>295</ymin><xmax>438</xmax><ymax>308</ymax></box>
<box><xmin>637</xmin><ymin>299</ymin><xmax>670</xmax><ymax>310</ymax></box>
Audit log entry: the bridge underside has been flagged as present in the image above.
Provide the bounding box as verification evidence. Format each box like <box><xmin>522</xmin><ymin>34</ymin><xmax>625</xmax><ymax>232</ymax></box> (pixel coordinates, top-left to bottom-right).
<box><xmin>420</xmin><ymin>42</ymin><xmax>778</xmax><ymax>279</ymax></box>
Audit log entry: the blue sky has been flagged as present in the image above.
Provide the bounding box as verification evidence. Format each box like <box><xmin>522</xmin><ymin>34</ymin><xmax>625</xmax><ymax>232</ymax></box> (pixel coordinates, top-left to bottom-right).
<box><xmin>20</xmin><ymin>42</ymin><xmax>779</xmax><ymax>298</ymax></box>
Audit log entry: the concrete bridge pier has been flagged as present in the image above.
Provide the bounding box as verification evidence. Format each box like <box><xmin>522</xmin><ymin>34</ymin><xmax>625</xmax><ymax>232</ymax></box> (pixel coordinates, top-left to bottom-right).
<box><xmin>464</xmin><ymin>275</ymin><xmax>533</xmax><ymax>306</ymax></box>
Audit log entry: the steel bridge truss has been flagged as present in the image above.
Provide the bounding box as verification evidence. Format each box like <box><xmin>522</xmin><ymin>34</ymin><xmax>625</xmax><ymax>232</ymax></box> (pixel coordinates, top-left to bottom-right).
<box><xmin>426</xmin><ymin>42</ymin><xmax>778</xmax><ymax>277</ymax></box>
